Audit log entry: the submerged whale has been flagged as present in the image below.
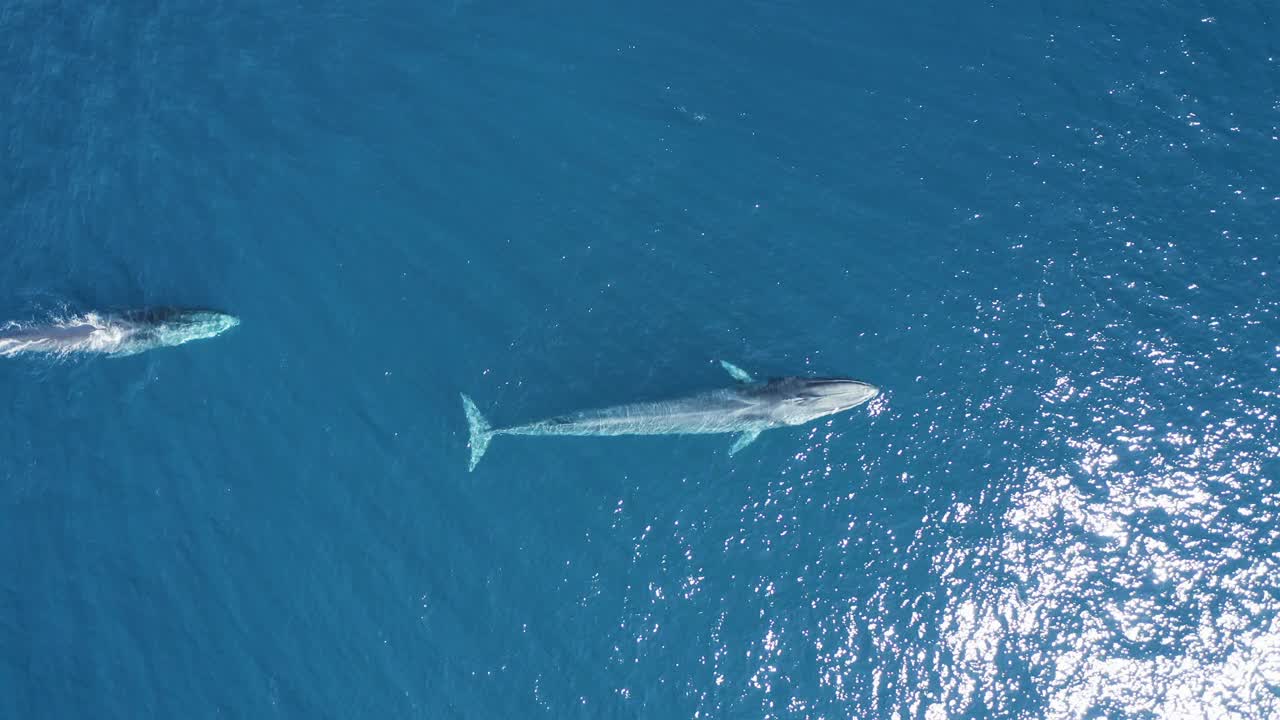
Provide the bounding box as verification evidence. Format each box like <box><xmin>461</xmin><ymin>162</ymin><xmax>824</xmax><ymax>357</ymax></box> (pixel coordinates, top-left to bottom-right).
<box><xmin>461</xmin><ymin>361</ymin><xmax>878</xmax><ymax>470</ymax></box>
<box><xmin>0</xmin><ymin>308</ymin><xmax>240</xmax><ymax>358</ymax></box>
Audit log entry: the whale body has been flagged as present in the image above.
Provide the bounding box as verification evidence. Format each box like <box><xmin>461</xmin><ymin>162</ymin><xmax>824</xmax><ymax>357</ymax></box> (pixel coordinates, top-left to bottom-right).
<box><xmin>461</xmin><ymin>361</ymin><xmax>878</xmax><ymax>470</ymax></box>
<box><xmin>0</xmin><ymin>309</ymin><xmax>239</xmax><ymax>358</ymax></box>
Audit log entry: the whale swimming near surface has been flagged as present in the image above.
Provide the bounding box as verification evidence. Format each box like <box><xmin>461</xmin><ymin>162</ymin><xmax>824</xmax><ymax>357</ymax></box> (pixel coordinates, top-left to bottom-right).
<box><xmin>461</xmin><ymin>361</ymin><xmax>878</xmax><ymax>470</ymax></box>
<box><xmin>0</xmin><ymin>308</ymin><xmax>240</xmax><ymax>358</ymax></box>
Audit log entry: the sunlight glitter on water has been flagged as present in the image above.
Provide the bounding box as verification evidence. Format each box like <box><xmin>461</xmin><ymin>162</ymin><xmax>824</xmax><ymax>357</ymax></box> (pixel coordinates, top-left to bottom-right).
<box><xmin>932</xmin><ymin>370</ymin><xmax>1280</xmax><ymax>718</ymax></box>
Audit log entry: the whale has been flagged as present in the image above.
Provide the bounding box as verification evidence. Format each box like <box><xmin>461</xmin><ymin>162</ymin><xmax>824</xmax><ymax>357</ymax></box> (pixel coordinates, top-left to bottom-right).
<box><xmin>461</xmin><ymin>361</ymin><xmax>878</xmax><ymax>470</ymax></box>
<box><xmin>0</xmin><ymin>308</ymin><xmax>240</xmax><ymax>358</ymax></box>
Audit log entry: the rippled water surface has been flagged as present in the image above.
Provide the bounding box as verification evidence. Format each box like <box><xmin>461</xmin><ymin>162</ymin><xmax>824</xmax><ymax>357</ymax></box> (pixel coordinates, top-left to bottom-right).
<box><xmin>2</xmin><ymin>1</ymin><xmax>1277</xmax><ymax>717</ymax></box>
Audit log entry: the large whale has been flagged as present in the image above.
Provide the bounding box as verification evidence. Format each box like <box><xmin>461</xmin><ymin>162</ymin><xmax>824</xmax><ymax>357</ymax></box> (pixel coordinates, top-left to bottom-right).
<box><xmin>0</xmin><ymin>308</ymin><xmax>239</xmax><ymax>358</ymax></box>
<box><xmin>461</xmin><ymin>361</ymin><xmax>878</xmax><ymax>470</ymax></box>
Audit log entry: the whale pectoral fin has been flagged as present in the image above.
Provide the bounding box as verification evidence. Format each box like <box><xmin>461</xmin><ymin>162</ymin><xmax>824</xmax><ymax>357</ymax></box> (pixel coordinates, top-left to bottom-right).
<box><xmin>719</xmin><ymin>360</ymin><xmax>754</xmax><ymax>384</ymax></box>
<box><xmin>728</xmin><ymin>429</ymin><xmax>762</xmax><ymax>456</ymax></box>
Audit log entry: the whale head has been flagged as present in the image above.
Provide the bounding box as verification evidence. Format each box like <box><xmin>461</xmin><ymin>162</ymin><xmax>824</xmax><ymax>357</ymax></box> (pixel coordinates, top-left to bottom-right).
<box><xmin>762</xmin><ymin>377</ymin><xmax>880</xmax><ymax>426</ymax></box>
<box><xmin>168</xmin><ymin>310</ymin><xmax>239</xmax><ymax>334</ymax></box>
<box><xmin>157</xmin><ymin>310</ymin><xmax>240</xmax><ymax>343</ymax></box>
<box><xmin>119</xmin><ymin>309</ymin><xmax>241</xmax><ymax>353</ymax></box>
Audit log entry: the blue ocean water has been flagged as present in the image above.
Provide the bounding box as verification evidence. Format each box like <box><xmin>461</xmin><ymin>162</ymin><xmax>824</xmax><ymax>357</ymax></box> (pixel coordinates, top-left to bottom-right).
<box><xmin>3</xmin><ymin>0</ymin><xmax>1278</xmax><ymax>717</ymax></box>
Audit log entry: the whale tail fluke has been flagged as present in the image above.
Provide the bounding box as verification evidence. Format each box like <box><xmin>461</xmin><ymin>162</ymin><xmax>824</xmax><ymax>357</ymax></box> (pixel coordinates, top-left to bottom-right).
<box><xmin>461</xmin><ymin>394</ymin><xmax>494</xmax><ymax>471</ymax></box>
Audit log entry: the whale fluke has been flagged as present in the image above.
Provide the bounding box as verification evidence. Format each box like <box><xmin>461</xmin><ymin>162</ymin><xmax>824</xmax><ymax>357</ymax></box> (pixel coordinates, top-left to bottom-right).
<box><xmin>461</xmin><ymin>394</ymin><xmax>494</xmax><ymax>472</ymax></box>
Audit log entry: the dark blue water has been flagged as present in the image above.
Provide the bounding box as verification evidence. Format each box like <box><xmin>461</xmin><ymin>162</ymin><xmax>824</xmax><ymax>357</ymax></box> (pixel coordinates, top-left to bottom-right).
<box><xmin>3</xmin><ymin>1</ymin><xmax>1278</xmax><ymax>717</ymax></box>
